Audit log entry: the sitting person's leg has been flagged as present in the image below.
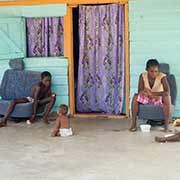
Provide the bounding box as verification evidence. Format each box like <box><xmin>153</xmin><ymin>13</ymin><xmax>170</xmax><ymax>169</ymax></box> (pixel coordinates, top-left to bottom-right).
<box><xmin>155</xmin><ymin>131</ymin><xmax>180</xmax><ymax>143</ymax></box>
<box><xmin>0</xmin><ymin>98</ymin><xmax>29</xmax><ymax>127</ymax></box>
<box><xmin>129</xmin><ymin>94</ymin><xmax>139</xmax><ymax>131</ymax></box>
<box><xmin>38</xmin><ymin>93</ymin><xmax>56</xmax><ymax>124</ymax></box>
<box><xmin>162</xmin><ymin>92</ymin><xmax>171</xmax><ymax>131</ymax></box>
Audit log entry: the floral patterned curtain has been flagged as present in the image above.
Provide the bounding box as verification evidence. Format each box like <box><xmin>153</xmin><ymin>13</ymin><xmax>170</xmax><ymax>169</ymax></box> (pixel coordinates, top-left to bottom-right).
<box><xmin>77</xmin><ymin>4</ymin><xmax>125</xmax><ymax>115</ymax></box>
<box><xmin>26</xmin><ymin>17</ymin><xmax>64</xmax><ymax>57</ymax></box>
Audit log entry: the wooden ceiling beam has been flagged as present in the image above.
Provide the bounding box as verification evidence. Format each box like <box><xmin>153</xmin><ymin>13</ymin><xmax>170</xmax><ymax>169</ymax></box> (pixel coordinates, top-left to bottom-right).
<box><xmin>0</xmin><ymin>0</ymin><xmax>128</xmax><ymax>7</ymax></box>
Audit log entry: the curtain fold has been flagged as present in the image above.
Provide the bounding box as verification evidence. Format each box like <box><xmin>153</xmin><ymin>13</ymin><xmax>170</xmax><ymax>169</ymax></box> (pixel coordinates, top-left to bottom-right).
<box><xmin>77</xmin><ymin>4</ymin><xmax>125</xmax><ymax>115</ymax></box>
<box><xmin>26</xmin><ymin>17</ymin><xmax>64</xmax><ymax>57</ymax></box>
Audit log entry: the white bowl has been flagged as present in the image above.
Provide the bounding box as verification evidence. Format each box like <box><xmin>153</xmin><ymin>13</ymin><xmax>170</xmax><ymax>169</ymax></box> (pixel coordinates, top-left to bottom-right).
<box><xmin>140</xmin><ymin>124</ymin><xmax>151</xmax><ymax>132</ymax></box>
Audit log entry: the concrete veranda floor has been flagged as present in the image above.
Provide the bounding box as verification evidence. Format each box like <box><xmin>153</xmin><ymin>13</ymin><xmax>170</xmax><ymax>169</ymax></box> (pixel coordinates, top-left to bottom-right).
<box><xmin>0</xmin><ymin>118</ymin><xmax>180</xmax><ymax>180</ymax></box>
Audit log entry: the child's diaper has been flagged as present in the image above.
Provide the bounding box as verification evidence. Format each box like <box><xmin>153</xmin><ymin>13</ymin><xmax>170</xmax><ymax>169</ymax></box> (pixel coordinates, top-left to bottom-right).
<box><xmin>60</xmin><ymin>128</ymin><xmax>73</xmax><ymax>137</ymax></box>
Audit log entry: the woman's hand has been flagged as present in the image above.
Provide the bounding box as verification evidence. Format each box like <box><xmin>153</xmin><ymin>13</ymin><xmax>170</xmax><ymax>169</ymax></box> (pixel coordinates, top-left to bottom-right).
<box><xmin>153</xmin><ymin>96</ymin><xmax>161</xmax><ymax>101</ymax></box>
<box><xmin>144</xmin><ymin>88</ymin><xmax>153</xmax><ymax>99</ymax></box>
<box><xmin>144</xmin><ymin>88</ymin><xmax>153</xmax><ymax>96</ymax></box>
<box><xmin>139</xmin><ymin>90</ymin><xmax>148</xmax><ymax>97</ymax></box>
<box><xmin>139</xmin><ymin>88</ymin><xmax>152</xmax><ymax>97</ymax></box>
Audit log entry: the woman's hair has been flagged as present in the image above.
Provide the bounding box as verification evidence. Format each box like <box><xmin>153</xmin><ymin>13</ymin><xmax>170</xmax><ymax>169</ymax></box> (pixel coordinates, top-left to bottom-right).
<box><xmin>146</xmin><ymin>59</ymin><xmax>159</xmax><ymax>70</ymax></box>
<box><xmin>41</xmin><ymin>71</ymin><xmax>52</xmax><ymax>79</ymax></box>
<box><xmin>59</xmin><ymin>104</ymin><xmax>68</xmax><ymax>115</ymax></box>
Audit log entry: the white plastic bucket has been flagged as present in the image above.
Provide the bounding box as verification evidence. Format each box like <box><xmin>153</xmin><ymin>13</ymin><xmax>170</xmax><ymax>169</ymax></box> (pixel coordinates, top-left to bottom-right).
<box><xmin>140</xmin><ymin>124</ymin><xmax>151</xmax><ymax>132</ymax></box>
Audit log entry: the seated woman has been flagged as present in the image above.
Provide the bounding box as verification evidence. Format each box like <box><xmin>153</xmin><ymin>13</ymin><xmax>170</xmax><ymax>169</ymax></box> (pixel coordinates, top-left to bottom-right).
<box><xmin>0</xmin><ymin>71</ymin><xmax>56</xmax><ymax>127</ymax></box>
<box><xmin>129</xmin><ymin>59</ymin><xmax>171</xmax><ymax>132</ymax></box>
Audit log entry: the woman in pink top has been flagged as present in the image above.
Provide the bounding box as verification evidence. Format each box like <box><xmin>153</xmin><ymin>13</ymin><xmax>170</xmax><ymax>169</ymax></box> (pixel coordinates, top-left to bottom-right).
<box><xmin>129</xmin><ymin>59</ymin><xmax>171</xmax><ymax>132</ymax></box>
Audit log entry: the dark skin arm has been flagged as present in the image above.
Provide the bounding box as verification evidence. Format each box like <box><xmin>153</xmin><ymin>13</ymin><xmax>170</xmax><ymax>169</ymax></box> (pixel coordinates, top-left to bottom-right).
<box><xmin>138</xmin><ymin>74</ymin><xmax>150</xmax><ymax>97</ymax></box>
<box><xmin>138</xmin><ymin>74</ymin><xmax>144</xmax><ymax>93</ymax></box>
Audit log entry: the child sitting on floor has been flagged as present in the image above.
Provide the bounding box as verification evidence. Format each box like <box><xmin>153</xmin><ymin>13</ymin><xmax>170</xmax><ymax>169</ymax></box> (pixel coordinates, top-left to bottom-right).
<box><xmin>155</xmin><ymin>119</ymin><xmax>180</xmax><ymax>143</ymax></box>
<box><xmin>51</xmin><ymin>104</ymin><xmax>73</xmax><ymax>137</ymax></box>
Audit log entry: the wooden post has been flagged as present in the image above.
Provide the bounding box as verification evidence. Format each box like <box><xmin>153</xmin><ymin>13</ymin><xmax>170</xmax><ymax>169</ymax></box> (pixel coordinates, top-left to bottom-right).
<box><xmin>64</xmin><ymin>6</ymin><xmax>75</xmax><ymax>115</ymax></box>
<box><xmin>0</xmin><ymin>0</ymin><xmax>128</xmax><ymax>7</ymax></box>
<box><xmin>125</xmin><ymin>2</ymin><xmax>130</xmax><ymax>118</ymax></box>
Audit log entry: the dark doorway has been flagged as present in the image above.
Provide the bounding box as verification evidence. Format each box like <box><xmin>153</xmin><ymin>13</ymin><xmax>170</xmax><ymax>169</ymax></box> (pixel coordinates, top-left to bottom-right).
<box><xmin>73</xmin><ymin>7</ymin><xmax>79</xmax><ymax>112</ymax></box>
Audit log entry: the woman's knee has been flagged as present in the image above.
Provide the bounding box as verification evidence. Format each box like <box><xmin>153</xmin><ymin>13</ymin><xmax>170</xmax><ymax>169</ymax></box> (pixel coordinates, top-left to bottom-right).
<box><xmin>131</xmin><ymin>94</ymin><xmax>139</xmax><ymax>107</ymax></box>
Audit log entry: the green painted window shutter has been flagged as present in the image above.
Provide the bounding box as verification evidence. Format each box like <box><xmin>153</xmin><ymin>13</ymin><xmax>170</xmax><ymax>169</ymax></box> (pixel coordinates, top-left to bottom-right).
<box><xmin>0</xmin><ymin>17</ymin><xmax>26</xmax><ymax>60</ymax></box>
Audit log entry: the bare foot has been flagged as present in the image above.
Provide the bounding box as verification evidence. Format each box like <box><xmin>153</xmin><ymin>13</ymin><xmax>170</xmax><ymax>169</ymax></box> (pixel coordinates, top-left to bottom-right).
<box><xmin>0</xmin><ymin>121</ymin><xmax>7</xmax><ymax>128</ymax></box>
<box><xmin>29</xmin><ymin>115</ymin><xmax>36</xmax><ymax>124</ymax></box>
<box><xmin>51</xmin><ymin>131</ymin><xmax>60</xmax><ymax>137</ymax></box>
<box><xmin>129</xmin><ymin>126</ymin><xmax>137</xmax><ymax>132</ymax></box>
<box><xmin>155</xmin><ymin>136</ymin><xmax>166</xmax><ymax>143</ymax></box>
<box><xmin>42</xmin><ymin>117</ymin><xmax>49</xmax><ymax>124</ymax></box>
<box><xmin>51</xmin><ymin>132</ymin><xmax>56</xmax><ymax>137</ymax></box>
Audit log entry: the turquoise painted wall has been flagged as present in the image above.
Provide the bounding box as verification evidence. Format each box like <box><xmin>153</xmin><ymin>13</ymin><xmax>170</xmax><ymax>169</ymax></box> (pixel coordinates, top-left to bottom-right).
<box><xmin>0</xmin><ymin>17</ymin><xmax>26</xmax><ymax>59</ymax></box>
<box><xmin>129</xmin><ymin>0</ymin><xmax>180</xmax><ymax>117</ymax></box>
<box><xmin>24</xmin><ymin>57</ymin><xmax>69</xmax><ymax>111</ymax></box>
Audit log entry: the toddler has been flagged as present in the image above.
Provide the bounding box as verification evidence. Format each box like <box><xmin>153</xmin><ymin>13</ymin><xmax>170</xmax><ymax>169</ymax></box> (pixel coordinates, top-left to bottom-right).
<box><xmin>51</xmin><ymin>104</ymin><xmax>73</xmax><ymax>137</ymax></box>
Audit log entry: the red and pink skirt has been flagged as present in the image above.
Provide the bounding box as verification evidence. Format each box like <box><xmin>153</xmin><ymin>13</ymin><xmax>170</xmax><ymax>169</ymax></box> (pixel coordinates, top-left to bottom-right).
<box><xmin>137</xmin><ymin>95</ymin><xmax>163</xmax><ymax>106</ymax></box>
